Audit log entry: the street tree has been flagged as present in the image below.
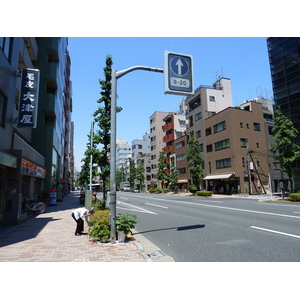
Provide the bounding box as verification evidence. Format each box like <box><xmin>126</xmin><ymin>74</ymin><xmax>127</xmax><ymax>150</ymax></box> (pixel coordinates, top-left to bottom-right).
<box><xmin>157</xmin><ymin>151</ymin><xmax>169</xmax><ymax>189</ymax></box>
<box><xmin>82</xmin><ymin>55</ymin><xmax>121</xmax><ymax>201</ymax></box>
<box><xmin>168</xmin><ymin>155</ymin><xmax>178</xmax><ymax>192</ymax></box>
<box><xmin>129</xmin><ymin>159</ymin><xmax>136</xmax><ymax>188</ymax></box>
<box><xmin>136</xmin><ymin>161</ymin><xmax>145</xmax><ymax>191</ymax></box>
<box><xmin>186</xmin><ymin>136</ymin><xmax>204</xmax><ymax>190</ymax></box>
<box><xmin>269</xmin><ymin>107</ymin><xmax>300</xmax><ymax>192</ymax></box>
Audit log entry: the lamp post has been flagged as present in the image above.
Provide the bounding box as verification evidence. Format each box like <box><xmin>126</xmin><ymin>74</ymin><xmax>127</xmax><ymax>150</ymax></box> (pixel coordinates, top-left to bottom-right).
<box><xmin>109</xmin><ymin>66</ymin><xmax>163</xmax><ymax>241</ymax></box>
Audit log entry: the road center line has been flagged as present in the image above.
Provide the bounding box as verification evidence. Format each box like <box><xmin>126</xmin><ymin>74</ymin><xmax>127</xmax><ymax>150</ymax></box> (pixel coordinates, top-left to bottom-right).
<box><xmin>145</xmin><ymin>203</ymin><xmax>168</xmax><ymax>209</ymax></box>
<box><xmin>250</xmin><ymin>226</ymin><xmax>300</xmax><ymax>239</ymax></box>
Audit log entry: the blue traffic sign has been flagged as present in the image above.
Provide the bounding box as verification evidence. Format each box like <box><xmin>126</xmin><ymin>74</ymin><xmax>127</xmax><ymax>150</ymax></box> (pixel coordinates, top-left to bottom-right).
<box><xmin>164</xmin><ymin>51</ymin><xmax>194</xmax><ymax>96</ymax></box>
<box><xmin>170</xmin><ymin>57</ymin><xmax>189</xmax><ymax>76</ymax></box>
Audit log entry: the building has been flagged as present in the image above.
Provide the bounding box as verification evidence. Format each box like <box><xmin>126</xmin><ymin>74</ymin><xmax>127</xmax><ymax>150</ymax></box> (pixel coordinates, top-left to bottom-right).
<box><xmin>185</xmin><ymin>77</ymin><xmax>233</xmax><ymax>139</ymax></box>
<box><xmin>174</xmin><ymin>134</ymin><xmax>189</xmax><ymax>192</ymax></box>
<box><xmin>0</xmin><ymin>37</ymin><xmax>72</xmax><ymax>226</ymax></box>
<box><xmin>136</xmin><ymin>152</ymin><xmax>151</xmax><ymax>191</ymax></box>
<box><xmin>267</xmin><ymin>37</ymin><xmax>300</xmax><ymax>190</ymax></box>
<box><xmin>203</xmin><ymin>101</ymin><xmax>285</xmax><ymax>194</ymax></box>
<box><xmin>116</xmin><ymin>139</ymin><xmax>131</xmax><ymax>180</ymax></box>
<box><xmin>131</xmin><ymin>132</ymin><xmax>150</xmax><ymax>164</ymax></box>
<box><xmin>31</xmin><ymin>38</ymin><xmax>72</xmax><ymax>195</ymax></box>
<box><xmin>149</xmin><ymin>111</ymin><xmax>169</xmax><ymax>187</ymax></box>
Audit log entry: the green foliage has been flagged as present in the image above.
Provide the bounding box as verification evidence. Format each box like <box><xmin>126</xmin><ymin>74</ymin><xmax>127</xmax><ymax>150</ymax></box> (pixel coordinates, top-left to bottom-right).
<box><xmin>269</xmin><ymin>107</ymin><xmax>300</xmax><ymax>192</ymax></box>
<box><xmin>186</xmin><ymin>137</ymin><xmax>204</xmax><ymax>189</ymax></box>
<box><xmin>189</xmin><ymin>184</ymin><xmax>198</xmax><ymax>193</ymax></box>
<box><xmin>89</xmin><ymin>209</ymin><xmax>110</xmax><ymax>227</ymax></box>
<box><xmin>115</xmin><ymin>213</ymin><xmax>137</xmax><ymax>234</ymax></box>
<box><xmin>93</xmin><ymin>199</ymin><xmax>106</xmax><ymax>210</ymax></box>
<box><xmin>157</xmin><ymin>151</ymin><xmax>169</xmax><ymax>187</ymax></box>
<box><xmin>155</xmin><ymin>187</ymin><xmax>163</xmax><ymax>193</ymax></box>
<box><xmin>196</xmin><ymin>190</ymin><xmax>213</xmax><ymax>197</ymax></box>
<box><xmin>289</xmin><ymin>193</ymin><xmax>300</xmax><ymax>202</ymax></box>
<box><xmin>129</xmin><ymin>159</ymin><xmax>136</xmax><ymax>188</ymax></box>
<box><xmin>136</xmin><ymin>161</ymin><xmax>145</xmax><ymax>191</ymax></box>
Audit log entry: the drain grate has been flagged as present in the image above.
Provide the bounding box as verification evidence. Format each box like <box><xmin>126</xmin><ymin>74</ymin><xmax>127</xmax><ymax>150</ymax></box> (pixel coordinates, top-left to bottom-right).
<box><xmin>146</xmin><ymin>250</ymin><xmax>165</xmax><ymax>258</ymax></box>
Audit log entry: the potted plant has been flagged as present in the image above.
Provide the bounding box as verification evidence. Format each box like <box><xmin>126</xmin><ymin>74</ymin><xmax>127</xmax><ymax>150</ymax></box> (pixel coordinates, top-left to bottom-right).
<box><xmin>115</xmin><ymin>213</ymin><xmax>137</xmax><ymax>242</ymax></box>
<box><xmin>99</xmin><ymin>226</ymin><xmax>110</xmax><ymax>243</ymax></box>
<box><xmin>88</xmin><ymin>224</ymin><xmax>101</xmax><ymax>242</ymax></box>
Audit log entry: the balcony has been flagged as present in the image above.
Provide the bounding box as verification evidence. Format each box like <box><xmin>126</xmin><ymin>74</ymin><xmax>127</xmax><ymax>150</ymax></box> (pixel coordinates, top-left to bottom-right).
<box><xmin>162</xmin><ymin>122</ymin><xmax>173</xmax><ymax>131</ymax></box>
<box><xmin>163</xmin><ymin>133</ymin><xmax>174</xmax><ymax>143</ymax></box>
<box><xmin>164</xmin><ymin>145</ymin><xmax>174</xmax><ymax>153</ymax></box>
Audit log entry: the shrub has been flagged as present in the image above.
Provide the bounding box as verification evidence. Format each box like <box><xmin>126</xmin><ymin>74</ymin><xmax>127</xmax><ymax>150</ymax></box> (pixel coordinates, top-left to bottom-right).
<box><xmin>196</xmin><ymin>190</ymin><xmax>213</xmax><ymax>197</ymax></box>
<box><xmin>189</xmin><ymin>185</ymin><xmax>198</xmax><ymax>193</ymax></box>
<box><xmin>149</xmin><ymin>187</ymin><xmax>155</xmax><ymax>194</ymax></box>
<box><xmin>289</xmin><ymin>193</ymin><xmax>300</xmax><ymax>202</ymax></box>
<box><xmin>116</xmin><ymin>213</ymin><xmax>137</xmax><ymax>234</ymax></box>
<box><xmin>155</xmin><ymin>188</ymin><xmax>163</xmax><ymax>194</ymax></box>
<box><xmin>89</xmin><ymin>209</ymin><xmax>110</xmax><ymax>227</ymax></box>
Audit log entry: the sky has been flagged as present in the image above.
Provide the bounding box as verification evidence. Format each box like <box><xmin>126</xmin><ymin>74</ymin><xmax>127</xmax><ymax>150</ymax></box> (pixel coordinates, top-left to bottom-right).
<box><xmin>69</xmin><ymin>37</ymin><xmax>273</xmax><ymax>171</ymax></box>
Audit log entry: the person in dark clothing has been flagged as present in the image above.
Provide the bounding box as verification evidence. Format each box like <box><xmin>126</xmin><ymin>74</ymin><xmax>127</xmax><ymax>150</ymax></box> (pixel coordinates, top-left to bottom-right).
<box><xmin>71</xmin><ymin>207</ymin><xmax>94</xmax><ymax>236</ymax></box>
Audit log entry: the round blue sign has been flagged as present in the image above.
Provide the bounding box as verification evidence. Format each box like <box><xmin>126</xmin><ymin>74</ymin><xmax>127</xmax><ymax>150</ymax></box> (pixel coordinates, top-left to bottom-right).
<box><xmin>170</xmin><ymin>56</ymin><xmax>189</xmax><ymax>76</ymax></box>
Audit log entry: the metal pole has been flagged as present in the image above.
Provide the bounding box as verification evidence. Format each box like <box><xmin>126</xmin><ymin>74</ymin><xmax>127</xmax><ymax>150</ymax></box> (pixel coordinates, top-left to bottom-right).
<box><xmin>89</xmin><ymin>116</ymin><xmax>94</xmax><ymax>190</ymax></box>
<box><xmin>110</xmin><ymin>69</ymin><xmax>117</xmax><ymax>241</ymax></box>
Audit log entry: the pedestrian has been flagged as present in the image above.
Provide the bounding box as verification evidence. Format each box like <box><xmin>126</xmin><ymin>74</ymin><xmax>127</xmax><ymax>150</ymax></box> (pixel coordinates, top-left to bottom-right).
<box><xmin>71</xmin><ymin>207</ymin><xmax>94</xmax><ymax>236</ymax></box>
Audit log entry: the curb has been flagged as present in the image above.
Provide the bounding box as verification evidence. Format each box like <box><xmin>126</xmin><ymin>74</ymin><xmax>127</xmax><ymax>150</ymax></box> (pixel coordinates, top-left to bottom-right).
<box><xmin>128</xmin><ymin>229</ymin><xmax>175</xmax><ymax>262</ymax></box>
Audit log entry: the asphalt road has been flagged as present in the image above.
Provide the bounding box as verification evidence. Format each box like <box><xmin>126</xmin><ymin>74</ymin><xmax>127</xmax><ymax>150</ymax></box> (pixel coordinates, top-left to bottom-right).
<box><xmin>116</xmin><ymin>192</ymin><xmax>300</xmax><ymax>262</ymax></box>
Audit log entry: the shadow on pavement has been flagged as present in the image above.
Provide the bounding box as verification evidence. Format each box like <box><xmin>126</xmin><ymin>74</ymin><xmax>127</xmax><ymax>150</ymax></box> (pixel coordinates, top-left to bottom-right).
<box><xmin>134</xmin><ymin>223</ymin><xmax>205</xmax><ymax>235</ymax></box>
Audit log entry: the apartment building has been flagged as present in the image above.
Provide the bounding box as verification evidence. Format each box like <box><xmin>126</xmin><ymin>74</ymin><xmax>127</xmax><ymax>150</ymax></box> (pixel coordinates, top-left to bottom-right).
<box><xmin>203</xmin><ymin>101</ymin><xmax>286</xmax><ymax>194</ymax></box>
<box><xmin>185</xmin><ymin>77</ymin><xmax>232</xmax><ymax>139</ymax></box>
<box><xmin>149</xmin><ymin>111</ymin><xmax>169</xmax><ymax>187</ymax></box>
<box><xmin>0</xmin><ymin>37</ymin><xmax>72</xmax><ymax>226</ymax></box>
<box><xmin>116</xmin><ymin>139</ymin><xmax>131</xmax><ymax>180</ymax></box>
<box><xmin>131</xmin><ymin>132</ymin><xmax>150</xmax><ymax>165</ymax></box>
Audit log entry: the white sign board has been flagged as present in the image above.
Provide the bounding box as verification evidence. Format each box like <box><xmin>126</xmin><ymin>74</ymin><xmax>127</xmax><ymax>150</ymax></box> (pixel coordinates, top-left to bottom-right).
<box><xmin>164</xmin><ymin>51</ymin><xmax>194</xmax><ymax>96</ymax></box>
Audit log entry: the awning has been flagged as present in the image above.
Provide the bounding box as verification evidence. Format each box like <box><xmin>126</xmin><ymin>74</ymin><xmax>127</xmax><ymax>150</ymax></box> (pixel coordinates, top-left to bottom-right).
<box><xmin>203</xmin><ymin>173</ymin><xmax>235</xmax><ymax>180</ymax></box>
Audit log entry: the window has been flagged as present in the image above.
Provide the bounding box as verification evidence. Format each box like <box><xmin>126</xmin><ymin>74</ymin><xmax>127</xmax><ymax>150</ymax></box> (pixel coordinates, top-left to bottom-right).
<box><xmin>206</xmin><ymin>144</ymin><xmax>213</xmax><ymax>152</ymax></box>
<box><xmin>254</xmin><ymin>122</ymin><xmax>261</xmax><ymax>131</ymax></box>
<box><xmin>200</xmin><ymin>143</ymin><xmax>204</xmax><ymax>152</ymax></box>
<box><xmin>0</xmin><ymin>91</ymin><xmax>7</xmax><ymax>127</ymax></box>
<box><xmin>195</xmin><ymin>112</ymin><xmax>202</xmax><ymax>121</ymax></box>
<box><xmin>215</xmin><ymin>139</ymin><xmax>230</xmax><ymax>151</ymax></box>
<box><xmin>240</xmin><ymin>138</ymin><xmax>247</xmax><ymax>148</ymax></box>
<box><xmin>175</xmin><ymin>141</ymin><xmax>185</xmax><ymax>149</ymax></box>
<box><xmin>209</xmin><ymin>95</ymin><xmax>215</xmax><ymax>102</ymax></box>
<box><xmin>177</xmin><ymin>168</ymin><xmax>186</xmax><ymax>174</ymax></box>
<box><xmin>273</xmin><ymin>162</ymin><xmax>280</xmax><ymax>170</ymax></box>
<box><xmin>256</xmin><ymin>143</ymin><xmax>259</xmax><ymax>148</ymax></box>
<box><xmin>242</xmin><ymin>157</ymin><xmax>245</xmax><ymax>167</ymax></box>
<box><xmin>213</xmin><ymin>121</ymin><xmax>226</xmax><ymax>133</ymax></box>
<box><xmin>0</xmin><ymin>37</ymin><xmax>12</xmax><ymax>59</ymax></box>
<box><xmin>205</xmin><ymin>127</ymin><xmax>212</xmax><ymax>136</ymax></box>
<box><xmin>240</xmin><ymin>122</ymin><xmax>243</xmax><ymax>128</ymax></box>
<box><xmin>176</xmin><ymin>154</ymin><xmax>186</xmax><ymax>161</ymax></box>
<box><xmin>196</xmin><ymin>130</ymin><xmax>201</xmax><ymax>138</ymax></box>
<box><xmin>216</xmin><ymin>158</ymin><xmax>231</xmax><ymax>169</ymax></box>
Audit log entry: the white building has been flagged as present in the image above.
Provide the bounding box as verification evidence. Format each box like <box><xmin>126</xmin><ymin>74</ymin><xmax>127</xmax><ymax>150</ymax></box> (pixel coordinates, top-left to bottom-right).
<box><xmin>116</xmin><ymin>139</ymin><xmax>132</xmax><ymax>173</ymax></box>
<box><xmin>131</xmin><ymin>132</ymin><xmax>150</xmax><ymax>164</ymax></box>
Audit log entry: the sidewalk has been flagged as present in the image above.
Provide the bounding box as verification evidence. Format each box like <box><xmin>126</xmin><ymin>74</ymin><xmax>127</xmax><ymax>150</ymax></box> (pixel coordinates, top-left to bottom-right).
<box><xmin>0</xmin><ymin>191</ymin><xmax>146</xmax><ymax>262</ymax></box>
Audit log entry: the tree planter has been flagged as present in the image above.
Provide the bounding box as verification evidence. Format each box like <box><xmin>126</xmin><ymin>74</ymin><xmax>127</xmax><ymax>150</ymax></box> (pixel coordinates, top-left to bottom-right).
<box><xmin>117</xmin><ymin>231</ymin><xmax>126</xmax><ymax>243</ymax></box>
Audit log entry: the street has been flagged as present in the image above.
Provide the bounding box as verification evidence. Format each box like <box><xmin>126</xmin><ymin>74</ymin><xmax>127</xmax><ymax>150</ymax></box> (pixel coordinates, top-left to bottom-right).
<box><xmin>116</xmin><ymin>192</ymin><xmax>300</xmax><ymax>262</ymax></box>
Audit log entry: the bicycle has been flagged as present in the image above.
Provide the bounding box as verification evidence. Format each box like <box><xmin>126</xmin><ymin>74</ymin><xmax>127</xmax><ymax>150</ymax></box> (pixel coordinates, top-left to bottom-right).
<box><xmin>25</xmin><ymin>197</ymin><xmax>46</xmax><ymax>214</ymax></box>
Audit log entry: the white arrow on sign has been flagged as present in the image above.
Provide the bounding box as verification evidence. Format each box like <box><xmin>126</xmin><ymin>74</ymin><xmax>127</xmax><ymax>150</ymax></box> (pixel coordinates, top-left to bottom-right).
<box><xmin>175</xmin><ymin>58</ymin><xmax>183</xmax><ymax>75</ymax></box>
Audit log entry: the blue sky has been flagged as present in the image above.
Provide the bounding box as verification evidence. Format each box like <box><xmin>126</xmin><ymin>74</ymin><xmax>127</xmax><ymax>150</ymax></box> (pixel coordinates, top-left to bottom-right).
<box><xmin>68</xmin><ymin>37</ymin><xmax>272</xmax><ymax>171</ymax></box>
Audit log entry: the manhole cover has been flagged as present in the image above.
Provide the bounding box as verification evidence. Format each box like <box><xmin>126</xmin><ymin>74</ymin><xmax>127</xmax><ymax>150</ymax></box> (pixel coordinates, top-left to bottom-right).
<box><xmin>146</xmin><ymin>250</ymin><xmax>165</xmax><ymax>258</ymax></box>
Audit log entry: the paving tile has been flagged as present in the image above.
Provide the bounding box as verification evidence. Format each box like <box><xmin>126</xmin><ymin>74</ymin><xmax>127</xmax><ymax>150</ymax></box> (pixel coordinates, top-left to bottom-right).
<box><xmin>0</xmin><ymin>191</ymin><xmax>146</xmax><ymax>262</ymax></box>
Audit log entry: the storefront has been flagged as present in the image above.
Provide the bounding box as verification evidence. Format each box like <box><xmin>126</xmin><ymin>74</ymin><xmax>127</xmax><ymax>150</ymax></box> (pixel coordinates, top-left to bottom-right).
<box><xmin>204</xmin><ymin>173</ymin><xmax>240</xmax><ymax>194</ymax></box>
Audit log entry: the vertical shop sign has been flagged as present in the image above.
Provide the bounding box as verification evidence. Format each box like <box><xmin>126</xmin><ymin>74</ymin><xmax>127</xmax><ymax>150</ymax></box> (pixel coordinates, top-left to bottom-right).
<box><xmin>18</xmin><ymin>68</ymin><xmax>40</xmax><ymax>128</ymax></box>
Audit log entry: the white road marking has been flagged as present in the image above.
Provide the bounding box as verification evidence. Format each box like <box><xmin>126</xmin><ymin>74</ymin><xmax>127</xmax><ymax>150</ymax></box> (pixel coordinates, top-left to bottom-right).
<box><xmin>145</xmin><ymin>203</ymin><xmax>168</xmax><ymax>209</ymax></box>
<box><xmin>251</xmin><ymin>226</ymin><xmax>300</xmax><ymax>239</ymax></box>
<box><xmin>117</xmin><ymin>201</ymin><xmax>157</xmax><ymax>215</ymax></box>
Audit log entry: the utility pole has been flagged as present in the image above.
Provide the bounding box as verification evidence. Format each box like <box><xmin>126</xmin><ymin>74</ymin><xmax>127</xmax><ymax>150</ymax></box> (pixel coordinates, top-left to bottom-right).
<box><xmin>110</xmin><ymin>66</ymin><xmax>163</xmax><ymax>242</ymax></box>
<box><xmin>246</xmin><ymin>139</ymin><xmax>252</xmax><ymax>195</ymax></box>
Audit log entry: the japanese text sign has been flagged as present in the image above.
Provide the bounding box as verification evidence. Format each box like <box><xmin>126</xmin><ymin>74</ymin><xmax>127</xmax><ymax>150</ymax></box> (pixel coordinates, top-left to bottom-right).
<box><xmin>18</xmin><ymin>68</ymin><xmax>40</xmax><ymax>128</ymax></box>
